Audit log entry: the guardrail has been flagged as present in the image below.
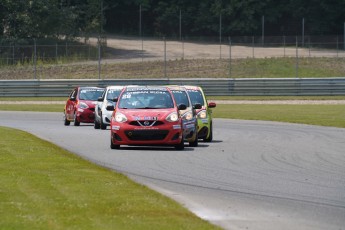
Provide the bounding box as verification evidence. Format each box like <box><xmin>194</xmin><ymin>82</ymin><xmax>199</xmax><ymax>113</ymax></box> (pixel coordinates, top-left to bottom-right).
<box><xmin>0</xmin><ymin>78</ymin><xmax>344</xmax><ymax>97</ymax></box>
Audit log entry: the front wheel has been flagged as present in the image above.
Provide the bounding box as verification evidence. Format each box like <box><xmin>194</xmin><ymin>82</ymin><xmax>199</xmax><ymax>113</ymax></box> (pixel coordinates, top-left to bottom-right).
<box><xmin>94</xmin><ymin>119</ymin><xmax>100</xmax><ymax>129</ymax></box>
<box><xmin>63</xmin><ymin>113</ymin><xmax>70</xmax><ymax>126</ymax></box>
<box><xmin>74</xmin><ymin>113</ymin><xmax>80</xmax><ymax>126</ymax></box>
<box><xmin>175</xmin><ymin>136</ymin><xmax>185</xmax><ymax>150</ymax></box>
<box><xmin>110</xmin><ymin>137</ymin><xmax>120</xmax><ymax>149</ymax></box>
<box><xmin>189</xmin><ymin>133</ymin><xmax>198</xmax><ymax>147</ymax></box>
<box><xmin>100</xmin><ymin>118</ymin><xmax>107</xmax><ymax>130</ymax></box>
<box><xmin>204</xmin><ymin>123</ymin><xmax>213</xmax><ymax>142</ymax></box>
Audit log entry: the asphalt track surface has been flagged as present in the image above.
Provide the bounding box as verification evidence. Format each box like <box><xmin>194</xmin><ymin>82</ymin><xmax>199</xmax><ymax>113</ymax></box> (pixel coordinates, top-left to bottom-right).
<box><xmin>1</xmin><ymin>111</ymin><xmax>344</xmax><ymax>230</ymax></box>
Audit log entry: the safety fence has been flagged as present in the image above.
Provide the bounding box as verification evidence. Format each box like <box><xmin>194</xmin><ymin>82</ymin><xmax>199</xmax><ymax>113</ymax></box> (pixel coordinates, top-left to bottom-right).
<box><xmin>0</xmin><ymin>78</ymin><xmax>344</xmax><ymax>97</ymax></box>
<box><xmin>1</xmin><ymin>36</ymin><xmax>345</xmax><ymax>80</ymax></box>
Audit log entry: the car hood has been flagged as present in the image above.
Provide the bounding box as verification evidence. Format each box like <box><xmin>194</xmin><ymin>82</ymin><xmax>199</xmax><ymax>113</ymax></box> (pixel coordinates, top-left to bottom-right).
<box><xmin>80</xmin><ymin>100</ymin><xmax>98</xmax><ymax>108</ymax></box>
<box><xmin>178</xmin><ymin>107</ymin><xmax>193</xmax><ymax>115</ymax></box>
<box><xmin>195</xmin><ymin>106</ymin><xmax>207</xmax><ymax>113</ymax></box>
<box><xmin>119</xmin><ymin>109</ymin><xmax>176</xmax><ymax>120</ymax></box>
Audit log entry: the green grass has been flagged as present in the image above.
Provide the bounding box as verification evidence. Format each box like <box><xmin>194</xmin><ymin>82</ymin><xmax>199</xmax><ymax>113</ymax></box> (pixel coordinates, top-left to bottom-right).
<box><xmin>0</xmin><ymin>97</ymin><xmax>65</xmax><ymax>101</ymax></box>
<box><xmin>1</xmin><ymin>102</ymin><xmax>345</xmax><ymax>128</ymax></box>
<box><xmin>230</xmin><ymin>57</ymin><xmax>345</xmax><ymax>78</ymax></box>
<box><xmin>0</xmin><ymin>126</ymin><xmax>219</xmax><ymax>230</ymax></box>
<box><xmin>1</xmin><ymin>57</ymin><xmax>345</xmax><ymax>79</ymax></box>
<box><xmin>0</xmin><ymin>104</ymin><xmax>63</xmax><ymax>112</ymax></box>
<box><xmin>207</xmin><ymin>95</ymin><xmax>345</xmax><ymax>100</ymax></box>
<box><xmin>213</xmin><ymin>104</ymin><xmax>345</xmax><ymax>128</ymax></box>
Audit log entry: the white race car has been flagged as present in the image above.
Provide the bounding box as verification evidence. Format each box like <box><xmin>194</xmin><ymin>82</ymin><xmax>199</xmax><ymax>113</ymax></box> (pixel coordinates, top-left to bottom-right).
<box><xmin>94</xmin><ymin>85</ymin><xmax>124</xmax><ymax>129</ymax></box>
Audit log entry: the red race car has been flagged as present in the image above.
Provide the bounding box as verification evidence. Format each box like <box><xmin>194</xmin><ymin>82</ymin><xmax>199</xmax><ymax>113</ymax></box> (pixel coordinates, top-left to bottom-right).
<box><xmin>64</xmin><ymin>86</ymin><xmax>104</xmax><ymax>126</ymax></box>
<box><xmin>108</xmin><ymin>86</ymin><xmax>186</xmax><ymax>150</ymax></box>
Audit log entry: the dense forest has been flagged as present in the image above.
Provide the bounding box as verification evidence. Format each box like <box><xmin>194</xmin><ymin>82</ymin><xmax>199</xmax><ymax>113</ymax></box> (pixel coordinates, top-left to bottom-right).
<box><xmin>1</xmin><ymin>0</ymin><xmax>345</xmax><ymax>40</ymax></box>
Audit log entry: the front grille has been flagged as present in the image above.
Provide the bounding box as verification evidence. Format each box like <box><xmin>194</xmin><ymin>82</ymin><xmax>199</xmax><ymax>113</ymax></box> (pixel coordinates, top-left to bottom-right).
<box><xmin>125</xmin><ymin>130</ymin><xmax>168</xmax><ymax>141</ymax></box>
<box><xmin>89</xmin><ymin>108</ymin><xmax>95</xmax><ymax>111</ymax></box>
<box><xmin>129</xmin><ymin>120</ymin><xmax>164</xmax><ymax>127</ymax></box>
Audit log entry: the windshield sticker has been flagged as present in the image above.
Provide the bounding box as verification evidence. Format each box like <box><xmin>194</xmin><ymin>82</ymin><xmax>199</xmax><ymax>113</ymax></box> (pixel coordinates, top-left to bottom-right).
<box><xmin>186</xmin><ymin>89</ymin><xmax>199</xmax><ymax>93</ymax></box>
<box><xmin>80</xmin><ymin>89</ymin><xmax>103</xmax><ymax>93</ymax></box>
<box><xmin>126</xmin><ymin>87</ymin><xmax>167</xmax><ymax>92</ymax></box>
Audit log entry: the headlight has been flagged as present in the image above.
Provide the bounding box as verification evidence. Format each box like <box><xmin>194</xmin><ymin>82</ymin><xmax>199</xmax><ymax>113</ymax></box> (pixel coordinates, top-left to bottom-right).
<box><xmin>197</xmin><ymin>110</ymin><xmax>207</xmax><ymax>119</ymax></box>
<box><xmin>182</xmin><ymin>111</ymin><xmax>193</xmax><ymax>121</ymax></box>
<box><xmin>166</xmin><ymin>112</ymin><xmax>179</xmax><ymax>122</ymax></box>
<box><xmin>78</xmin><ymin>102</ymin><xmax>89</xmax><ymax>109</ymax></box>
<box><xmin>113</xmin><ymin>112</ymin><xmax>127</xmax><ymax>123</ymax></box>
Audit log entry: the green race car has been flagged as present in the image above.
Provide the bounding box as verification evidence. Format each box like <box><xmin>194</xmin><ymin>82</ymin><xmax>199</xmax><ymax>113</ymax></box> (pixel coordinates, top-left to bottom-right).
<box><xmin>184</xmin><ymin>85</ymin><xmax>216</xmax><ymax>142</ymax></box>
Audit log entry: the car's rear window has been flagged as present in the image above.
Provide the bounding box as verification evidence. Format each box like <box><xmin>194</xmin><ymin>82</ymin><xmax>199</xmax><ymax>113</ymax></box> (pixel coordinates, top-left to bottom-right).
<box><xmin>186</xmin><ymin>89</ymin><xmax>205</xmax><ymax>106</ymax></box>
<box><xmin>79</xmin><ymin>88</ymin><xmax>104</xmax><ymax>100</ymax></box>
<box><xmin>119</xmin><ymin>89</ymin><xmax>174</xmax><ymax>109</ymax></box>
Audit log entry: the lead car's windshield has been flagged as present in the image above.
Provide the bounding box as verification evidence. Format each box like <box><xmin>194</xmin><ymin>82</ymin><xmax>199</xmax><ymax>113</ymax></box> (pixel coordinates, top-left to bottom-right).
<box><xmin>119</xmin><ymin>90</ymin><xmax>174</xmax><ymax>109</ymax></box>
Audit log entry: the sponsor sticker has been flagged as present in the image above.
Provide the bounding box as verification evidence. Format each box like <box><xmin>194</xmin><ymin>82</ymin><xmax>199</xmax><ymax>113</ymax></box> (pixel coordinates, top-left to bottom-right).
<box><xmin>173</xmin><ymin>125</ymin><xmax>182</xmax><ymax>130</ymax></box>
<box><xmin>111</xmin><ymin>126</ymin><xmax>120</xmax><ymax>130</ymax></box>
<box><xmin>201</xmin><ymin>119</ymin><xmax>208</xmax><ymax>124</ymax></box>
<box><xmin>186</xmin><ymin>124</ymin><xmax>196</xmax><ymax>129</ymax></box>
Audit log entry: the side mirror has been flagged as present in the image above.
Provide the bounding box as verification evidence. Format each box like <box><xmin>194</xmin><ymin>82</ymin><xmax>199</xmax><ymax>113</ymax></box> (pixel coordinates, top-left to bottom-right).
<box><xmin>97</xmin><ymin>97</ymin><xmax>103</xmax><ymax>102</ymax></box>
<box><xmin>193</xmin><ymin>103</ymin><xmax>202</xmax><ymax>110</ymax></box>
<box><xmin>109</xmin><ymin>97</ymin><xmax>118</xmax><ymax>102</ymax></box>
<box><xmin>208</xmin><ymin>102</ymin><xmax>216</xmax><ymax>108</ymax></box>
<box><xmin>70</xmin><ymin>97</ymin><xmax>76</xmax><ymax>101</ymax></box>
<box><xmin>106</xmin><ymin>105</ymin><xmax>115</xmax><ymax>111</ymax></box>
<box><xmin>178</xmin><ymin>104</ymin><xmax>187</xmax><ymax>110</ymax></box>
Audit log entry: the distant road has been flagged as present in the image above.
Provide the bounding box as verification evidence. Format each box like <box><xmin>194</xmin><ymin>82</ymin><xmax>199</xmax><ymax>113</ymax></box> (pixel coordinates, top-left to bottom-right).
<box><xmin>87</xmin><ymin>36</ymin><xmax>345</xmax><ymax>62</ymax></box>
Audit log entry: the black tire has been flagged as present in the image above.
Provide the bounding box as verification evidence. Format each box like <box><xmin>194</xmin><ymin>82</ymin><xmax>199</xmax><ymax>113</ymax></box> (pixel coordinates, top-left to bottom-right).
<box><xmin>100</xmin><ymin>118</ymin><xmax>107</xmax><ymax>130</ymax></box>
<box><xmin>63</xmin><ymin>113</ymin><xmax>70</xmax><ymax>126</ymax></box>
<box><xmin>189</xmin><ymin>133</ymin><xmax>198</xmax><ymax>147</ymax></box>
<box><xmin>204</xmin><ymin>123</ymin><xmax>213</xmax><ymax>142</ymax></box>
<box><xmin>74</xmin><ymin>113</ymin><xmax>80</xmax><ymax>126</ymax></box>
<box><xmin>94</xmin><ymin>119</ymin><xmax>100</xmax><ymax>129</ymax></box>
<box><xmin>110</xmin><ymin>137</ymin><xmax>120</xmax><ymax>149</ymax></box>
<box><xmin>175</xmin><ymin>136</ymin><xmax>185</xmax><ymax>150</ymax></box>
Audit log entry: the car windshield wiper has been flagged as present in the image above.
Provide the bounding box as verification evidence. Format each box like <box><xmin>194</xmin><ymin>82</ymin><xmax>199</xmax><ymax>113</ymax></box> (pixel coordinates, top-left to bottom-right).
<box><xmin>136</xmin><ymin>107</ymin><xmax>158</xmax><ymax>109</ymax></box>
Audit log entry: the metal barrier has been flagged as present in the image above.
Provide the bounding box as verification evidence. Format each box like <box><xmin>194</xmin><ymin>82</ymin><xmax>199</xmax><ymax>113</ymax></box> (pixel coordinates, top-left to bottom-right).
<box><xmin>0</xmin><ymin>78</ymin><xmax>344</xmax><ymax>97</ymax></box>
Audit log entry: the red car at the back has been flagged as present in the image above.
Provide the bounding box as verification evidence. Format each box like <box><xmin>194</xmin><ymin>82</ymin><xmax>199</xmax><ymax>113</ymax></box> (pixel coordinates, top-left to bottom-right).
<box><xmin>64</xmin><ymin>87</ymin><xmax>104</xmax><ymax>126</ymax></box>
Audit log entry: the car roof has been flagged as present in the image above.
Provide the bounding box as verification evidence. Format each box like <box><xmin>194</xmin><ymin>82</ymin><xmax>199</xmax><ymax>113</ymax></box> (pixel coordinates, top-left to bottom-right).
<box><xmin>78</xmin><ymin>86</ymin><xmax>104</xmax><ymax>90</ymax></box>
<box><xmin>124</xmin><ymin>85</ymin><xmax>169</xmax><ymax>91</ymax></box>
<box><xmin>166</xmin><ymin>85</ymin><xmax>188</xmax><ymax>91</ymax></box>
<box><xmin>182</xmin><ymin>85</ymin><xmax>202</xmax><ymax>91</ymax></box>
<box><xmin>105</xmin><ymin>85</ymin><xmax>124</xmax><ymax>90</ymax></box>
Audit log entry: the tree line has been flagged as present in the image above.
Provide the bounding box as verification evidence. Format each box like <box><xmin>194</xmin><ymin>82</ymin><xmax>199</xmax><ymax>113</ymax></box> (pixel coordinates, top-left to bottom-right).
<box><xmin>1</xmin><ymin>0</ymin><xmax>345</xmax><ymax>40</ymax></box>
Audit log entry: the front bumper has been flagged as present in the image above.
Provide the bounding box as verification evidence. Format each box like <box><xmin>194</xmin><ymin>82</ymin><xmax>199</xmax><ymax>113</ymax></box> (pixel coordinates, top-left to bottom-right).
<box><xmin>76</xmin><ymin>108</ymin><xmax>95</xmax><ymax>123</ymax></box>
<box><xmin>183</xmin><ymin>120</ymin><xmax>197</xmax><ymax>141</ymax></box>
<box><xmin>111</xmin><ymin>123</ymin><xmax>183</xmax><ymax>146</ymax></box>
<box><xmin>197</xmin><ymin>118</ymin><xmax>210</xmax><ymax>138</ymax></box>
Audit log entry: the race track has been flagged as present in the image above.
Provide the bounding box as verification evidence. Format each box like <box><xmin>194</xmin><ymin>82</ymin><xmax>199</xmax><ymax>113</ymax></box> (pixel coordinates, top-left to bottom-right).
<box><xmin>1</xmin><ymin>111</ymin><xmax>344</xmax><ymax>230</ymax></box>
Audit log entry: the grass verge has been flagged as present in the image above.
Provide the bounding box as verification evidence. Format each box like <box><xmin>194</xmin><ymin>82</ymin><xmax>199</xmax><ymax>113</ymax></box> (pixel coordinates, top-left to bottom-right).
<box><xmin>0</xmin><ymin>97</ymin><xmax>66</xmax><ymax>101</ymax></box>
<box><xmin>1</xmin><ymin>102</ymin><xmax>344</xmax><ymax>128</ymax></box>
<box><xmin>0</xmin><ymin>126</ymin><xmax>219</xmax><ymax>230</ymax></box>
<box><xmin>213</xmin><ymin>104</ymin><xmax>345</xmax><ymax>128</ymax></box>
<box><xmin>0</xmin><ymin>104</ymin><xmax>63</xmax><ymax>112</ymax></box>
<box><xmin>208</xmin><ymin>95</ymin><xmax>345</xmax><ymax>100</ymax></box>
